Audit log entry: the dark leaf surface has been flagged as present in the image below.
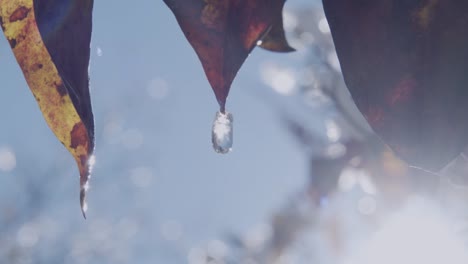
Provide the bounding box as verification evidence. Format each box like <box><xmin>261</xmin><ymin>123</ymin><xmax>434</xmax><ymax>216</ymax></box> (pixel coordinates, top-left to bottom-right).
<box><xmin>164</xmin><ymin>0</ymin><xmax>290</xmax><ymax>111</ymax></box>
<box><xmin>323</xmin><ymin>0</ymin><xmax>468</xmax><ymax>172</ymax></box>
<box><xmin>34</xmin><ymin>0</ymin><xmax>95</xmax><ymax>148</ymax></box>
<box><xmin>258</xmin><ymin>0</ymin><xmax>295</xmax><ymax>53</ymax></box>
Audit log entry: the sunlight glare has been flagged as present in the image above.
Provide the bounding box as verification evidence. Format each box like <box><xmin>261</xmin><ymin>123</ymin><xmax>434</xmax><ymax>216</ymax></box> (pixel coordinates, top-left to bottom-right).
<box><xmin>345</xmin><ymin>197</ymin><xmax>468</xmax><ymax>264</ymax></box>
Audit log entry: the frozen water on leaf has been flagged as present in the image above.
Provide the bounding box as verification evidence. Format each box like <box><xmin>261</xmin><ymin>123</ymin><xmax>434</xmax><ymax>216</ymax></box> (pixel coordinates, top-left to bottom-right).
<box><xmin>212</xmin><ymin>111</ymin><xmax>233</xmax><ymax>154</ymax></box>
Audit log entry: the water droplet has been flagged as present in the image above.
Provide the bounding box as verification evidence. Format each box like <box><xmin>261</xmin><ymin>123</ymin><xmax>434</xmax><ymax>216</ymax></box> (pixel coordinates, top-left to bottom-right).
<box><xmin>212</xmin><ymin>111</ymin><xmax>233</xmax><ymax>154</ymax></box>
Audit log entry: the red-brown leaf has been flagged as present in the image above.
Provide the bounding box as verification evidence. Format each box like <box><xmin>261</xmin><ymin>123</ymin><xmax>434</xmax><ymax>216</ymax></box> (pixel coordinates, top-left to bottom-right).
<box><xmin>324</xmin><ymin>0</ymin><xmax>468</xmax><ymax>172</ymax></box>
<box><xmin>164</xmin><ymin>0</ymin><xmax>290</xmax><ymax>111</ymax></box>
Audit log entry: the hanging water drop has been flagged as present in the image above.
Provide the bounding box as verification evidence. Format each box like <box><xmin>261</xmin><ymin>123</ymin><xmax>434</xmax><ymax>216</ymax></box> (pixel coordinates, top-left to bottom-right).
<box><xmin>212</xmin><ymin>111</ymin><xmax>233</xmax><ymax>154</ymax></box>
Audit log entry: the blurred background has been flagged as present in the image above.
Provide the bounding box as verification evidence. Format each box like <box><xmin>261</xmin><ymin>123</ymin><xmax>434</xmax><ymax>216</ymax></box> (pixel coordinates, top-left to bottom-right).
<box><xmin>0</xmin><ymin>0</ymin><xmax>468</xmax><ymax>263</ymax></box>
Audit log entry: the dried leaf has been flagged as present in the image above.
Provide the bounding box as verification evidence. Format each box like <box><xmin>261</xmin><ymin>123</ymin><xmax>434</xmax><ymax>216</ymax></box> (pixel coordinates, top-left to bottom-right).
<box><xmin>324</xmin><ymin>1</ymin><xmax>468</xmax><ymax>172</ymax></box>
<box><xmin>164</xmin><ymin>0</ymin><xmax>291</xmax><ymax>111</ymax></box>
<box><xmin>258</xmin><ymin>23</ymin><xmax>295</xmax><ymax>53</ymax></box>
<box><xmin>258</xmin><ymin>0</ymin><xmax>295</xmax><ymax>53</ymax></box>
<box><xmin>0</xmin><ymin>0</ymin><xmax>94</xmax><ymax>217</ymax></box>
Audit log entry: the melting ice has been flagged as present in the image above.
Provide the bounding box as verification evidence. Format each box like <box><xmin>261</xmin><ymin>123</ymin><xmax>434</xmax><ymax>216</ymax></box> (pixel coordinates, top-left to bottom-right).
<box><xmin>212</xmin><ymin>111</ymin><xmax>233</xmax><ymax>154</ymax></box>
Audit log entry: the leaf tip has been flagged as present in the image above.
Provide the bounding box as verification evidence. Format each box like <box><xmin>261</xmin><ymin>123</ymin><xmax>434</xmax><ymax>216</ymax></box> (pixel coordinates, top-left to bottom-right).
<box><xmin>80</xmin><ymin>188</ymin><xmax>87</xmax><ymax>219</ymax></box>
<box><xmin>78</xmin><ymin>154</ymin><xmax>94</xmax><ymax>219</ymax></box>
<box><xmin>80</xmin><ymin>177</ymin><xmax>90</xmax><ymax>219</ymax></box>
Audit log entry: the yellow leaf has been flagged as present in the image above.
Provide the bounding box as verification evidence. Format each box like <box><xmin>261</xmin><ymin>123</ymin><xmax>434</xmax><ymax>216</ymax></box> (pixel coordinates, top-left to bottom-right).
<box><xmin>0</xmin><ymin>0</ymin><xmax>94</xmax><ymax>217</ymax></box>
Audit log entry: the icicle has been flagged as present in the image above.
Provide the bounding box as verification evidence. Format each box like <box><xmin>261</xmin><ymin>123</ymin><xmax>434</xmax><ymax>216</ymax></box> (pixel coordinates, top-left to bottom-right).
<box><xmin>212</xmin><ymin>111</ymin><xmax>233</xmax><ymax>154</ymax></box>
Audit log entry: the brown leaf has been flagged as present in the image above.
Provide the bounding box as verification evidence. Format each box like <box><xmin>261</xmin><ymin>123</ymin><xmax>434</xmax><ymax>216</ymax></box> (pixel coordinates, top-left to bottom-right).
<box><xmin>164</xmin><ymin>0</ymin><xmax>290</xmax><ymax>111</ymax></box>
<box><xmin>324</xmin><ymin>0</ymin><xmax>468</xmax><ymax>172</ymax></box>
<box><xmin>0</xmin><ymin>0</ymin><xmax>94</xmax><ymax>217</ymax></box>
<box><xmin>258</xmin><ymin>0</ymin><xmax>295</xmax><ymax>53</ymax></box>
